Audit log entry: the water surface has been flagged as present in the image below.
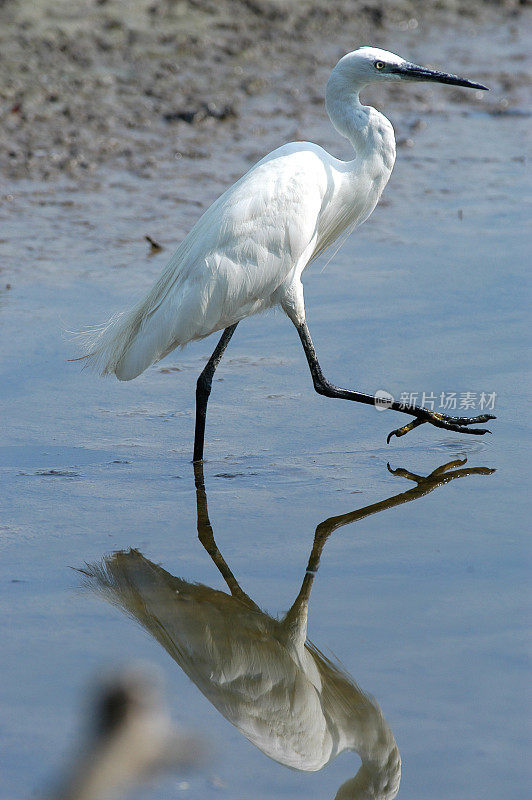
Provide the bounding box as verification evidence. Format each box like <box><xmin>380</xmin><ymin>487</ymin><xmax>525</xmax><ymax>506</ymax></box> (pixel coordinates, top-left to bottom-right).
<box><xmin>0</xmin><ymin>20</ymin><xmax>530</xmax><ymax>800</ymax></box>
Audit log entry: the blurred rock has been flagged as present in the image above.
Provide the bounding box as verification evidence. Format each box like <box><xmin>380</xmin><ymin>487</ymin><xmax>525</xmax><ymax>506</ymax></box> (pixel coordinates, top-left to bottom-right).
<box><xmin>46</xmin><ymin>664</ymin><xmax>203</xmax><ymax>800</ymax></box>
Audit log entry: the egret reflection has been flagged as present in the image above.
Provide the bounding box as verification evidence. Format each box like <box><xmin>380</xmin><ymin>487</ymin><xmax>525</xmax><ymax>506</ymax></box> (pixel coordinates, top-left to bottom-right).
<box><xmin>82</xmin><ymin>458</ymin><xmax>493</xmax><ymax>799</ymax></box>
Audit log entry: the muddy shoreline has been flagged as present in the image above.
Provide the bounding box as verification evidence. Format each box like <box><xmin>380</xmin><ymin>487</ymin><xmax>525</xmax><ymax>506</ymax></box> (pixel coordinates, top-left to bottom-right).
<box><xmin>0</xmin><ymin>0</ymin><xmax>527</xmax><ymax>184</ymax></box>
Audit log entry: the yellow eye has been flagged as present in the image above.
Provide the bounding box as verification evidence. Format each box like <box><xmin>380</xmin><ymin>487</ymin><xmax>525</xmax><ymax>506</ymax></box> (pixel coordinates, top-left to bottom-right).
<box><xmin>374</xmin><ymin>61</ymin><xmax>385</xmax><ymax>70</ymax></box>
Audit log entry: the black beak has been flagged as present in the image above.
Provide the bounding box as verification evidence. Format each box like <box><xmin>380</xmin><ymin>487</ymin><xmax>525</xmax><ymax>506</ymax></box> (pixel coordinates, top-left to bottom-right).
<box><xmin>392</xmin><ymin>62</ymin><xmax>489</xmax><ymax>91</ymax></box>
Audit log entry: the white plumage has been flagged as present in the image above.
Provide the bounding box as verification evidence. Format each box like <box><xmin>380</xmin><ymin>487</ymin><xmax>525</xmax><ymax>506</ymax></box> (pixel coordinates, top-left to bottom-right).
<box><xmin>78</xmin><ymin>49</ymin><xmax>398</xmax><ymax>381</ymax></box>
<box><xmin>77</xmin><ymin>47</ymin><xmax>492</xmax><ymax>455</ymax></box>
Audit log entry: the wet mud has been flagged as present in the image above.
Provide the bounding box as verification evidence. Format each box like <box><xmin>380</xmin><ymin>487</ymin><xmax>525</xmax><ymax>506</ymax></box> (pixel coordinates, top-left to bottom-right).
<box><xmin>0</xmin><ymin>0</ymin><xmax>528</xmax><ymax>183</ymax></box>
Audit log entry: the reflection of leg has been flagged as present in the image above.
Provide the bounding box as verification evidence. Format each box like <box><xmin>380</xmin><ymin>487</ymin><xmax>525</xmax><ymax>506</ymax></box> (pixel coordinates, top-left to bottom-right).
<box><xmin>193</xmin><ymin>462</ymin><xmax>259</xmax><ymax>611</ymax></box>
<box><xmin>193</xmin><ymin>323</ymin><xmax>238</xmax><ymax>463</ymax></box>
<box><xmin>304</xmin><ymin>456</ymin><xmax>495</xmax><ymax>576</ymax></box>
<box><xmin>387</xmin><ymin>457</ymin><xmax>494</xmax><ymax>486</ymax></box>
<box><xmin>295</xmin><ymin>321</ymin><xmax>495</xmax><ymax>443</ymax></box>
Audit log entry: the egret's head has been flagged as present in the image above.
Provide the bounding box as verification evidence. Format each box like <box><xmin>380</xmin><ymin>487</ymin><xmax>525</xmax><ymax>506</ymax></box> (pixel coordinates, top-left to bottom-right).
<box><xmin>334</xmin><ymin>46</ymin><xmax>488</xmax><ymax>91</ymax></box>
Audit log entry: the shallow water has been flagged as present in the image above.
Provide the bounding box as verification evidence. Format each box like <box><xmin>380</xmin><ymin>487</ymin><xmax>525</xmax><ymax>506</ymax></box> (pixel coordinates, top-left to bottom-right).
<box><xmin>1</xmin><ymin>20</ymin><xmax>530</xmax><ymax>800</ymax></box>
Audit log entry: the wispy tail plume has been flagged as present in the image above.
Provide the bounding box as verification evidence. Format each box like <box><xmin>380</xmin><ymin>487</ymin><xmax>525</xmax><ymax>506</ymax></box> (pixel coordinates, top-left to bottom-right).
<box><xmin>71</xmin><ymin>303</ymin><xmax>149</xmax><ymax>380</ymax></box>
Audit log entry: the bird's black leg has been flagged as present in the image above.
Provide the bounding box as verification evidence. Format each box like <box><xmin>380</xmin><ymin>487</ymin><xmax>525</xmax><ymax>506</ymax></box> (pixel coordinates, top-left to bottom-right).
<box><xmin>193</xmin><ymin>323</ymin><xmax>238</xmax><ymax>462</ymax></box>
<box><xmin>295</xmin><ymin>321</ymin><xmax>495</xmax><ymax>442</ymax></box>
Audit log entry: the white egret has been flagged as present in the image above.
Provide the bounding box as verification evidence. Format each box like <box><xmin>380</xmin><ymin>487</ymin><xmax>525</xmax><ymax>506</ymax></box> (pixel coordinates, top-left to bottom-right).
<box><xmin>78</xmin><ymin>47</ymin><xmax>495</xmax><ymax>460</ymax></box>
<box><xmin>82</xmin><ymin>458</ymin><xmax>494</xmax><ymax>799</ymax></box>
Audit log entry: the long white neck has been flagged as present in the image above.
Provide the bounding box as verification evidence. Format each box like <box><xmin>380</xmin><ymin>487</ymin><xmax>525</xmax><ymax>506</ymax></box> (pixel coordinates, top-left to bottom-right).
<box><xmin>309</xmin><ymin>650</ymin><xmax>400</xmax><ymax>800</ymax></box>
<box><xmin>325</xmin><ymin>68</ymin><xmax>396</xmax><ymax>174</ymax></box>
<box><xmin>330</xmin><ymin>692</ymin><xmax>401</xmax><ymax>799</ymax></box>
